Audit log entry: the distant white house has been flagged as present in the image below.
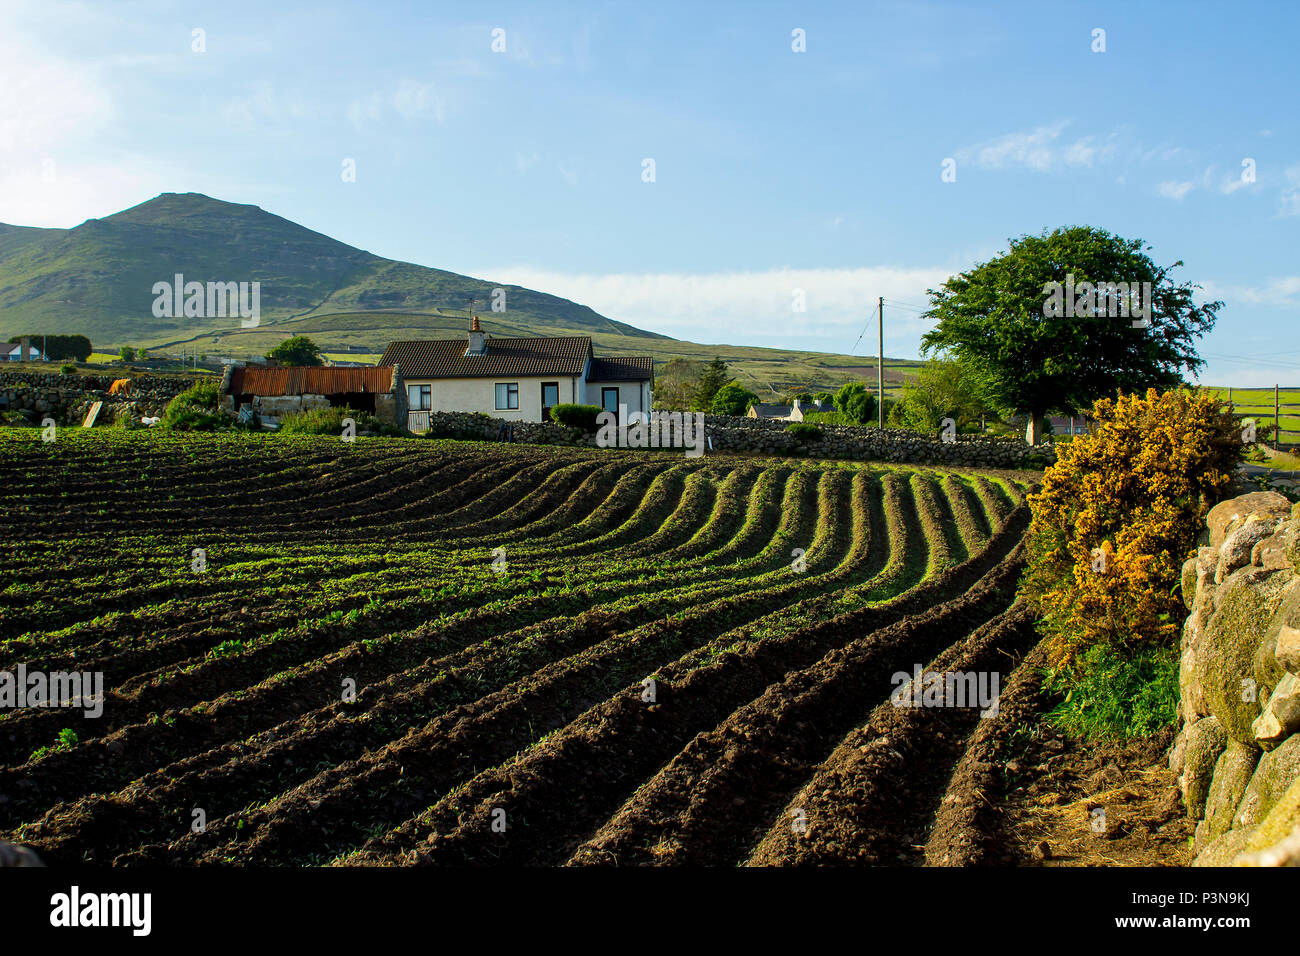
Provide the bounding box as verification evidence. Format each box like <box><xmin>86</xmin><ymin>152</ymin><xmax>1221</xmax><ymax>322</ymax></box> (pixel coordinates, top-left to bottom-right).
<box><xmin>4</xmin><ymin>344</ymin><xmax>45</xmax><ymax>362</ymax></box>
<box><xmin>382</xmin><ymin>318</ymin><xmax>655</xmax><ymax>432</ymax></box>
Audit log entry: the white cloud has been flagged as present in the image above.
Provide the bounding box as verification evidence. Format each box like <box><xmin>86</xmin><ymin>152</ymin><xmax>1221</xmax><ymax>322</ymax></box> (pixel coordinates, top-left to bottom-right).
<box><xmin>0</xmin><ymin>160</ymin><xmax>170</xmax><ymax>227</ymax></box>
<box><xmin>1201</xmin><ymin>276</ymin><xmax>1300</xmax><ymax>308</ymax></box>
<box><xmin>956</xmin><ymin>120</ymin><xmax>1114</xmax><ymax>173</ymax></box>
<box><xmin>1279</xmin><ymin>165</ymin><xmax>1300</xmax><ymax>217</ymax></box>
<box><xmin>1158</xmin><ymin>180</ymin><xmax>1194</xmax><ymax>200</ymax></box>
<box><xmin>477</xmin><ymin>265</ymin><xmax>952</xmax><ymax>354</ymax></box>
<box><xmin>515</xmin><ymin>150</ymin><xmax>540</xmax><ymax>172</ymax></box>
<box><xmin>220</xmin><ymin>83</ymin><xmax>323</xmax><ymax>129</ymax></box>
<box><xmin>392</xmin><ymin>80</ymin><xmax>445</xmax><ymax>123</ymax></box>
<box><xmin>0</xmin><ymin>17</ymin><xmax>113</xmax><ymax>154</ymax></box>
<box><xmin>346</xmin><ymin>80</ymin><xmax>446</xmax><ymax>130</ymax></box>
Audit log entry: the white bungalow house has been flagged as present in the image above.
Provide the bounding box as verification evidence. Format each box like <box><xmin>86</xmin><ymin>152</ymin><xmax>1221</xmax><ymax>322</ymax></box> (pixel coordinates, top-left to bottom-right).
<box><xmin>381</xmin><ymin>318</ymin><xmax>654</xmax><ymax>432</ymax></box>
<box><xmin>4</xmin><ymin>344</ymin><xmax>45</xmax><ymax>362</ymax></box>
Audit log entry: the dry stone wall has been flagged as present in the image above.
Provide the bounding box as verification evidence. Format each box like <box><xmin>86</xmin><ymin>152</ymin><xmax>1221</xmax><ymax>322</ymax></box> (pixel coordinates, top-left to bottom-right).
<box><xmin>703</xmin><ymin>415</ymin><xmax>1055</xmax><ymax>468</ymax></box>
<box><xmin>417</xmin><ymin>410</ymin><xmax>1056</xmax><ymax>467</ymax></box>
<box><xmin>1172</xmin><ymin>490</ymin><xmax>1300</xmax><ymax>865</ymax></box>
<box><xmin>0</xmin><ymin>370</ymin><xmax>197</xmax><ymax>426</ymax></box>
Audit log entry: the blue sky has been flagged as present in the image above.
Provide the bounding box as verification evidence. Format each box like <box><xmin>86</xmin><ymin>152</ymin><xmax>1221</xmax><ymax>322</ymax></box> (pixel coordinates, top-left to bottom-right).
<box><xmin>2</xmin><ymin>0</ymin><xmax>1297</xmax><ymax>385</ymax></box>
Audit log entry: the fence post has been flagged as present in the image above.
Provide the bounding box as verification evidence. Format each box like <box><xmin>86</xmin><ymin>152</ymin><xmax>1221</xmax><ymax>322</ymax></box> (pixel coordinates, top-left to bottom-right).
<box><xmin>1276</xmin><ymin>384</ymin><xmax>1281</xmax><ymax>452</ymax></box>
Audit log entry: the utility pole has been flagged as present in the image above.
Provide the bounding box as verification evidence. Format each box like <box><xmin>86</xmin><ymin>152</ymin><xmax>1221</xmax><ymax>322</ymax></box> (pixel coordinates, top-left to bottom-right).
<box><xmin>877</xmin><ymin>296</ymin><xmax>884</xmax><ymax>429</ymax></box>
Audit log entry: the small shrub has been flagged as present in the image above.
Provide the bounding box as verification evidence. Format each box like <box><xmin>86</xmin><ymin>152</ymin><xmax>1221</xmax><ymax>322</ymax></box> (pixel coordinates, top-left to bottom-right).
<box><xmin>1042</xmin><ymin>643</ymin><xmax>1180</xmax><ymax>741</ymax></box>
<box><xmin>60</xmin><ymin>364</ymin><xmax>78</xmax><ymax>375</ymax></box>
<box><xmin>786</xmin><ymin>422</ymin><xmax>823</xmax><ymax>441</ymax></box>
<box><xmin>801</xmin><ymin>410</ymin><xmax>851</xmax><ymax>426</ymax></box>
<box><xmin>161</xmin><ymin>405</ymin><xmax>226</xmax><ymax>431</ymax></box>
<box><xmin>173</xmin><ymin>380</ymin><xmax>220</xmax><ymax>408</ymax></box>
<box><xmin>279</xmin><ymin>406</ymin><xmax>397</xmax><ymax>436</ymax></box>
<box><xmin>549</xmin><ymin>403</ymin><xmax>603</xmax><ymax>431</ymax></box>
<box><xmin>161</xmin><ymin>380</ymin><xmax>225</xmax><ymax>431</ymax></box>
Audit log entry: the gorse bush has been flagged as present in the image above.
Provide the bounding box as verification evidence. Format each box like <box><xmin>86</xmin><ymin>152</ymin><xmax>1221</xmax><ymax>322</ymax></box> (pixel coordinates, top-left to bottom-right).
<box><xmin>1020</xmin><ymin>387</ymin><xmax>1242</xmax><ymax>664</ymax></box>
<box><xmin>549</xmin><ymin>404</ymin><xmax>603</xmax><ymax>431</ymax></box>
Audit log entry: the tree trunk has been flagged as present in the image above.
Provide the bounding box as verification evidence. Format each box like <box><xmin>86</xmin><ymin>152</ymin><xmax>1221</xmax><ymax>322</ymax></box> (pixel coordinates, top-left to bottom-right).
<box><xmin>1024</xmin><ymin>413</ymin><xmax>1045</xmax><ymax>446</ymax></box>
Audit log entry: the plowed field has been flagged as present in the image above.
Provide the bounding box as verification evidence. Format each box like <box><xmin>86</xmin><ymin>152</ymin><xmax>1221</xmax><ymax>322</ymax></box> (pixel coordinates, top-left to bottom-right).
<box><xmin>0</xmin><ymin>431</ymin><xmax>1038</xmax><ymax>866</ymax></box>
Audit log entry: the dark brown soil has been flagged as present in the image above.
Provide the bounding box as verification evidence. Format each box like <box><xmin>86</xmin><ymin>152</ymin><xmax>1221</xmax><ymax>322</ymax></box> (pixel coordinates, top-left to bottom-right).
<box><xmin>926</xmin><ymin>643</ymin><xmax>1192</xmax><ymax>867</ymax></box>
<box><xmin>998</xmin><ymin>725</ymin><xmax>1192</xmax><ymax>867</ymax></box>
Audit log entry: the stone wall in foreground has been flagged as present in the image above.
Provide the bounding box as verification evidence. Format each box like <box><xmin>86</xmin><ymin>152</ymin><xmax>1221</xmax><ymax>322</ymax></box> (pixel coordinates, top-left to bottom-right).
<box><xmin>1171</xmin><ymin>491</ymin><xmax>1300</xmax><ymax>865</ymax></box>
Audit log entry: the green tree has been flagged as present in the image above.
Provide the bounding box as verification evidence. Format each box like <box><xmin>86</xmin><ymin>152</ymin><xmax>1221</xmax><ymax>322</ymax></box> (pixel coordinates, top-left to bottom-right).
<box><xmin>895</xmin><ymin>358</ymin><xmax>989</xmax><ymax>432</ymax></box>
<box><xmin>267</xmin><ymin>336</ymin><xmax>323</xmax><ymax>367</ymax></box>
<box><xmin>920</xmin><ymin>226</ymin><xmax>1221</xmax><ymax>444</ymax></box>
<box><xmin>833</xmin><ymin>382</ymin><xmax>877</xmax><ymax>424</ymax></box>
<box><xmin>653</xmin><ymin>358</ymin><xmax>703</xmax><ymax>411</ymax></box>
<box><xmin>711</xmin><ymin>382</ymin><xmax>759</xmax><ymax>416</ymax></box>
<box><xmin>119</xmin><ymin>346</ymin><xmax>136</xmax><ymax>362</ymax></box>
<box><xmin>692</xmin><ymin>357</ymin><xmax>732</xmax><ymax>412</ymax></box>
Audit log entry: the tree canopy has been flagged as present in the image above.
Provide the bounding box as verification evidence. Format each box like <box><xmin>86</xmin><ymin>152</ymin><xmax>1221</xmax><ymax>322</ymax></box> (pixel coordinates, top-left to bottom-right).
<box><xmin>894</xmin><ymin>358</ymin><xmax>989</xmax><ymax>432</ymax></box>
<box><xmin>832</xmin><ymin>382</ymin><xmax>877</xmax><ymax>424</ymax></box>
<box><xmin>692</xmin><ymin>357</ymin><xmax>732</xmax><ymax>412</ymax></box>
<box><xmin>920</xmin><ymin>226</ymin><xmax>1220</xmax><ymax>440</ymax></box>
<box><xmin>711</xmin><ymin>382</ymin><xmax>759</xmax><ymax>416</ymax></box>
<box><xmin>267</xmin><ymin>336</ymin><xmax>323</xmax><ymax>367</ymax></box>
<box><xmin>8</xmin><ymin>334</ymin><xmax>92</xmax><ymax>362</ymax></box>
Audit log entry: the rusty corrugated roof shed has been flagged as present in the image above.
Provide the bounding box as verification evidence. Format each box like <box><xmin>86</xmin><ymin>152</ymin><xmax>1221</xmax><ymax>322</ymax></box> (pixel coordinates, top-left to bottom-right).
<box><xmin>380</xmin><ymin>337</ymin><xmax>593</xmax><ymax>379</ymax></box>
<box><xmin>229</xmin><ymin>365</ymin><xmax>393</xmax><ymax>396</ymax></box>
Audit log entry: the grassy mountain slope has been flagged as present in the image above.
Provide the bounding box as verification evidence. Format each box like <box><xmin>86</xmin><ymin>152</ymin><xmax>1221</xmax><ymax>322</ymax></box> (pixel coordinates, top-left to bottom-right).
<box><xmin>0</xmin><ymin>192</ymin><xmax>919</xmax><ymax>393</ymax></box>
<box><xmin>0</xmin><ymin>192</ymin><xmax>659</xmax><ymax>344</ymax></box>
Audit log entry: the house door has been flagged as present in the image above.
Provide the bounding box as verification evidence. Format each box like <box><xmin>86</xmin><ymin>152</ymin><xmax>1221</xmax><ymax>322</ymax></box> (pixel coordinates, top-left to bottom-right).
<box><xmin>541</xmin><ymin>382</ymin><xmax>560</xmax><ymax>423</ymax></box>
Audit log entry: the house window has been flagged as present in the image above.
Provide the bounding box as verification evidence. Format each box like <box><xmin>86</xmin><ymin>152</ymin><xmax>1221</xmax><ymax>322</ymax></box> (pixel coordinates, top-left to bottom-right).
<box><xmin>601</xmin><ymin>387</ymin><xmax>619</xmax><ymax>413</ymax></box>
<box><xmin>495</xmin><ymin>382</ymin><xmax>519</xmax><ymax>410</ymax></box>
<box><xmin>408</xmin><ymin>384</ymin><xmax>431</xmax><ymax>411</ymax></box>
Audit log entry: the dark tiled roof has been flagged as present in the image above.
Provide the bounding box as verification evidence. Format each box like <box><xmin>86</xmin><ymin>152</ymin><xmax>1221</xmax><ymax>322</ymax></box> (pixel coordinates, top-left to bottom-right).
<box><xmin>228</xmin><ymin>366</ymin><xmax>393</xmax><ymax>396</ymax></box>
<box><xmin>587</xmin><ymin>356</ymin><xmax>654</xmax><ymax>382</ymax></box>
<box><xmin>751</xmin><ymin>403</ymin><xmax>794</xmax><ymax>418</ymax></box>
<box><xmin>381</xmin><ymin>337</ymin><xmax>592</xmax><ymax>379</ymax></box>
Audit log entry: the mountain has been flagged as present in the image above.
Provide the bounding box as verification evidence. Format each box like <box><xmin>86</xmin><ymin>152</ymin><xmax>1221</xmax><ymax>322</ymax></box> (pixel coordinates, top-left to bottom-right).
<box><xmin>0</xmin><ymin>193</ymin><xmax>659</xmax><ymax>346</ymax></box>
<box><xmin>0</xmin><ymin>192</ymin><xmax>920</xmax><ymax>394</ymax></box>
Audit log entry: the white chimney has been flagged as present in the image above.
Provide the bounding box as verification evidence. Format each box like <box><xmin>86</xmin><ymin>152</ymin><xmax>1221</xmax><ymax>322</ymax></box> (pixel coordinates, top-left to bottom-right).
<box><xmin>466</xmin><ymin>316</ymin><xmax>486</xmax><ymax>356</ymax></box>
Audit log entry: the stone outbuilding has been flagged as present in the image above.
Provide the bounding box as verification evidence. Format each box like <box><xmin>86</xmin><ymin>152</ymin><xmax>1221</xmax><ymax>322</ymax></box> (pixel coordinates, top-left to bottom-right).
<box><xmin>219</xmin><ymin>364</ymin><xmax>405</xmax><ymax>425</ymax></box>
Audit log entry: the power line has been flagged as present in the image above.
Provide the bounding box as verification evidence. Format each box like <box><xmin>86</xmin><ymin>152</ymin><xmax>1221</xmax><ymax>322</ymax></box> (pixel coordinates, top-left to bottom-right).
<box><xmin>1203</xmin><ymin>353</ymin><xmax>1300</xmax><ymax>372</ymax></box>
<box><xmin>882</xmin><ymin>298</ymin><xmax>932</xmax><ymax>313</ymax></box>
